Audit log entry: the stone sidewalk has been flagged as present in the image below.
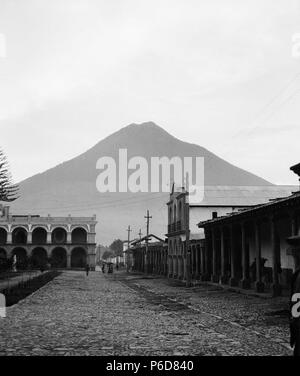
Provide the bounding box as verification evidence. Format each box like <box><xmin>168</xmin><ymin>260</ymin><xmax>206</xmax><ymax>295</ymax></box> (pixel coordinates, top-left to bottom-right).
<box><xmin>0</xmin><ymin>270</ymin><xmax>293</xmax><ymax>356</ymax></box>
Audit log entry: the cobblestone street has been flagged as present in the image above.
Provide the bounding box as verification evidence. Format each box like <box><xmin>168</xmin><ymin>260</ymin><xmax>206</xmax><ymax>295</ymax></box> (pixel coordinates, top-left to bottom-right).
<box><xmin>0</xmin><ymin>271</ymin><xmax>293</xmax><ymax>356</ymax></box>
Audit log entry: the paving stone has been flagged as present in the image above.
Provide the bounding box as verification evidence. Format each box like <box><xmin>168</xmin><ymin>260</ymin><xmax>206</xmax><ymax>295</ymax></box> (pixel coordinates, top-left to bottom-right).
<box><xmin>0</xmin><ymin>270</ymin><xmax>293</xmax><ymax>356</ymax></box>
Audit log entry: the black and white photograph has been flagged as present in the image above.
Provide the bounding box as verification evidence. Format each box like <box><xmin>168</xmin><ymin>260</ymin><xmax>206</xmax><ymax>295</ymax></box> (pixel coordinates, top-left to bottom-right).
<box><xmin>1</xmin><ymin>0</ymin><xmax>300</xmax><ymax>362</ymax></box>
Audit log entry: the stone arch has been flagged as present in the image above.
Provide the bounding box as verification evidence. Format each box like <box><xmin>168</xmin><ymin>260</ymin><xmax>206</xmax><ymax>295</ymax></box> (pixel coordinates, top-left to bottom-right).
<box><xmin>71</xmin><ymin>247</ymin><xmax>87</xmax><ymax>268</ymax></box>
<box><xmin>71</xmin><ymin>227</ymin><xmax>87</xmax><ymax>244</ymax></box>
<box><xmin>12</xmin><ymin>247</ymin><xmax>28</xmax><ymax>269</ymax></box>
<box><xmin>0</xmin><ymin>228</ymin><xmax>7</xmax><ymax>245</ymax></box>
<box><xmin>51</xmin><ymin>227</ymin><xmax>67</xmax><ymax>244</ymax></box>
<box><xmin>51</xmin><ymin>247</ymin><xmax>67</xmax><ymax>268</ymax></box>
<box><xmin>31</xmin><ymin>247</ymin><xmax>48</xmax><ymax>268</ymax></box>
<box><xmin>71</xmin><ymin>224</ymin><xmax>89</xmax><ymax>232</ymax></box>
<box><xmin>11</xmin><ymin>225</ymin><xmax>29</xmax><ymax>232</ymax></box>
<box><xmin>32</xmin><ymin>227</ymin><xmax>47</xmax><ymax>244</ymax></box>
<box><xmin>12</xmin><ymin>227</ymin><xmax>28</xmax><ymax>245</ymax></box>
<box><xmin>32</xmin><ymin>224</ymin><xmax>49</xmax><ymax>233</ymax></box>
<box><xmin>51</xmin><ymin>225</ymin><xmax>68</xmax><ymax>232</ymax></box>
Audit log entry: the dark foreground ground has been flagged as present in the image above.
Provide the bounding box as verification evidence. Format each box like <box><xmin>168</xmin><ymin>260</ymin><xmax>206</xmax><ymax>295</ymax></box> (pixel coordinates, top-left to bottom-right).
<box><xmin>0</xmin><ymin>270</ymin><xmax>292</xmax><ymax>356</ymax></box>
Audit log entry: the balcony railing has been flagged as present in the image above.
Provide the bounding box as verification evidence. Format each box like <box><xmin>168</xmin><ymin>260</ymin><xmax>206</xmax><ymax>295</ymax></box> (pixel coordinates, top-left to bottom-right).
<box><xmin>168</xmin><ymin>221</ymin><xmax>184</xmax><ymax>234</ymax></box>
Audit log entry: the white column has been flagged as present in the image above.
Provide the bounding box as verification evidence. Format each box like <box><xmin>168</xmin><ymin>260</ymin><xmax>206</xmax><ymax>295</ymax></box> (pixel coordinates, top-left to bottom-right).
<box><xmin>47</xmin><ymin>232</ymin><xmax>52</xmax><ymax>244</ymax></box>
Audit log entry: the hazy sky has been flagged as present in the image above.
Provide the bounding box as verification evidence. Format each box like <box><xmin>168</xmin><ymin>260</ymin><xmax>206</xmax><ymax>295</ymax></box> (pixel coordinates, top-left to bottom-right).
<box><xmin>0</xmin><ymin>0</ymin><xmax>300</xmax><ymax>185</ymax></box>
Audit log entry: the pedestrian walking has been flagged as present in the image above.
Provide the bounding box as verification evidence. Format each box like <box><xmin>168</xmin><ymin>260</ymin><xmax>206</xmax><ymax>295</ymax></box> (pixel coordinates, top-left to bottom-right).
<box><xmin>290</xmin><ymin>266</ymin><xmax>300</xmax><ymax>356</ymax></box>
<box><xmin>102</xmin><ymin>264</ymin><xmax>105</xmax><ymax>273</ymax></box>
<box><xmin>85</xmin><ymin>264</ymin><xmax>90</xmax><ymax>277</ymax></box>
<box><xmin>108</xmin><ymin>264</ymin><xmax>113</xmax><ymax>274</ymax></box>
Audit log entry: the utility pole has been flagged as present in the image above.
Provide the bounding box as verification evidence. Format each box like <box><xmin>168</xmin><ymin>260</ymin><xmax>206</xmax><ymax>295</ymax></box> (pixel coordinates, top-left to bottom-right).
<box><xmin>138</xmin><ymin>229</ymin><xmax>143</xmax><ymax>271</ymax></box>
<box><xmin>126</xmin><ymin>225</ymin><xmax>132</xmax><ymax>273</ymax></box>
<box><xmin>144</xmin><ymin>210</ymin><xmax>152</xmax><ymax>274</ymax></box>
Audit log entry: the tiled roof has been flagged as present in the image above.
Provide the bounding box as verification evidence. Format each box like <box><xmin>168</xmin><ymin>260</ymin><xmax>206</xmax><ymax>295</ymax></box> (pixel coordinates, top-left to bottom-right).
<box><xmin>198</xmin><ymin>190</ymin><xmax>300</xmax><ymax>227</ymax></box>
<box><xmin>191</xmin><ymin>185</ymin><xmax>296</xmax><ymax>207</ymax></box>
<box><xmin>131</xmin><ymin>234</ymin><xmax>165</xmax><ymax>246</ymax></box>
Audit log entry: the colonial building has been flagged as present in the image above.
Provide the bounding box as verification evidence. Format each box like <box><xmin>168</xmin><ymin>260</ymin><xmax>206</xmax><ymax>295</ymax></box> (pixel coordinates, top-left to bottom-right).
<box><xmin>123</xmin><ymin>239</ymin><xmax>138</xmax><ymax>271</ymax></box>
<box><xmin>166</xmin><ymin>184</ymin><xmax>295</xmax><ymax>282</ymax></box>
<box><xmin>130</xmin><ymin>234</ymin><xmax>167</xmax><ymax>275</ymax></box>
<box><xmin>197</xmin><ymin>164</ymin><xmax>300</xmax><ymax>296</ymax></box>
<box><xmin>0</xmin><ymin>206</ymin><xmax>97</xmax><ymax>270</ymax></box>
<box><xmin>167</xmin><ymin>188</ymin><xmax>189</xmax><ymax>280</ymax></box>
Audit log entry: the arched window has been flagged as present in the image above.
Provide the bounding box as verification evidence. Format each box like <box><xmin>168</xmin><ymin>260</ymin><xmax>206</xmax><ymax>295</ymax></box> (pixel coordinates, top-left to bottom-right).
<box><xmin>52</xmin><ymin>228</ymin><xmax>67</xmax><ymax>244</ymax></box>
<box><xmin>71</xmin><ymin>228</ymin><xmax>87</xmax><ymax>244</ymax></box>
<box><xmin>12</xmin><ymin>228</ymin><xmax>27</xmax><ymax>245</ymax></box>
<box><xmin>32</xmin><ymin>227</ymin><xmax>47</xmax><ymax>244</ymax></box>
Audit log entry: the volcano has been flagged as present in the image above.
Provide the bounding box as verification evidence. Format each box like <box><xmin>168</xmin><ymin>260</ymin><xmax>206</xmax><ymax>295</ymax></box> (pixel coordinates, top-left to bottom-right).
<box><xmin>11</xmin><ymin>121</ymin><xmax>284</xmax><ymax>244</ymax></box>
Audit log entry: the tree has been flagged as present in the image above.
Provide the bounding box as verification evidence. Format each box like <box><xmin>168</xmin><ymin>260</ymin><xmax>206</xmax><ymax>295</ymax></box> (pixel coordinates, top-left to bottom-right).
<box><xmin>102</xmin><ymin>250</ymin><xmax>115</xmax><ymax>260</ymax></box>
<box><xmin>109</xmin><ymin>239</ymin><xmax>123</xmax><ymax>257</ymax></box>
<box><xmin>0</xmin><ymin>149</ymin><xmax>19</xmax><ymax>202</ymax></box>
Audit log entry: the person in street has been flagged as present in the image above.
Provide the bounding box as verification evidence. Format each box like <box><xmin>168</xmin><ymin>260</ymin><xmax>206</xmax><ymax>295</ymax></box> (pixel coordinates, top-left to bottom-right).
<box><xmin>290</xmin><ymin>264</ymin><xmax>300</xmax><ymax>356</ymax></box>
<box><xmin>85</xmin><ymin>264</ymin><xmax>90</xmax><ymax>277</ymax></box>
<box><xmin>102</xmin><ymin>264</ymin><xmax>105</xmax><ymax>273</ymax></box>
<box><xmin>108</xmin><ymin>264</ymin><xmax>113</xmax><ymax>274</ymax></box>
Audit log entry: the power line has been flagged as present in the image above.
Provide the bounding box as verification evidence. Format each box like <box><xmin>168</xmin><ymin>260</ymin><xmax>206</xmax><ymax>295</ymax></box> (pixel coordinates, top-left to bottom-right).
<box><xmin>15</xmin><ymin>192</ymin><xmax>169</xmax><ymax>212</ymax></box>
<box><xmin>15</xmin><ymin>185</ymin><xmax>293</xmax><ymax>212</ymax></box>
<box><xmin>36</xmin><ymin>191</ymin><xmax>168</xmax><ymax>210</ymax></box>
<box><xmin>19</xmin><ymin>193</ymin><xmax>292</xmax><ymax>213</ymax></box>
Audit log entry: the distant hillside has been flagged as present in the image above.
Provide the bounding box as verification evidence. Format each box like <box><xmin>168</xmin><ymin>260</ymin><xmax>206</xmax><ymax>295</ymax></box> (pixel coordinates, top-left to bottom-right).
<box><xmin>11</xmin><ymin>121</ymin><xmax>280</xmax><ymax>244</ymax></box>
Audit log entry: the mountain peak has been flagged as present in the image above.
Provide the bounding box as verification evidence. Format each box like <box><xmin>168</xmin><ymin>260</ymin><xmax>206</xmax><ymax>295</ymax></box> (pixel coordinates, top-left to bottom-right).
<box><xmin>99</xmin><ymin>121</ymin><xmax>177</xmax><ymax>149</ymax></box>
<box><xmin>127</xmin><ymin>121</ymin><xmax>161</xmax><ymax>128</ymax></box>
<box><xmin>129</xmin><ymin>121</ymin><xmax>157</xmax><ymax>127</ymax></box>
<box><xmin>121</xmin><ymin>121</ymin><xmax>172</xmax><ymax>136</ymax></box>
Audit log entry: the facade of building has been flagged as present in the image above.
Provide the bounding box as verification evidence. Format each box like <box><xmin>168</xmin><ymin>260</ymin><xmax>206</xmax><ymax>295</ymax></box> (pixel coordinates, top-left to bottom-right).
<box><xmin>197</xmin><ymin>164</ymin><xmax>300</xmax><ymax>296</ymax></box>
<box><xmin>166</xmin><ymin>188</ymin><xmax>209</xmax><ymax>281</ymax></box>
<box><xmin>167</xmin><ymin>188</ymin><xmax>189</xmax><ymax>280</ymax></box>
<box><xmin>190</xmin><ymin>185</ymin><xmax>296</xmax><ymax>238</ymax></box>
<box><xmin>166</xmin><ymin>185</ymin><xmax>296</xmax><ymax>282</ymax></box>
<box><xmin>130</xmin><ymin>234</ymin><xmax>168</xmax><ymax>275</ymax></box>
<box><xmin>123</xmin><ymin>239</ymin><xmax>138</xmax><ymax>271</ymax></box>
<box><xmin>0</xmin><ymin>206</ymin><xmax>97</xmax><ymax>270</ymax></box>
